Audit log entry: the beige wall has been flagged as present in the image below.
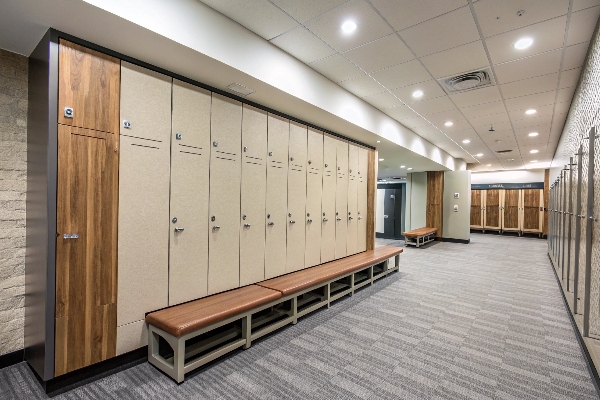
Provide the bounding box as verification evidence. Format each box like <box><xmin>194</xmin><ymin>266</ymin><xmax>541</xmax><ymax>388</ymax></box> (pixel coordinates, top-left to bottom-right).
<box><xmin>0</xmin><ymin>48</ymin><xmax>27</xmax><ymax>356</ymax></box>
<box><xmin>442</xmin><ymin>171</ymin><xmax>471</xmax><ymax>241</ymax></box>
<box><xmin>408</xmin><ymin>172</ymin><xmax>427</xmax><ymax>230</ymax></box>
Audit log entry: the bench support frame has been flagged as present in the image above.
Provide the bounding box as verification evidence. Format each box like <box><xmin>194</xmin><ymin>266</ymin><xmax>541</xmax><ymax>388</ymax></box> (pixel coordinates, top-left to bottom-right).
<box><xmin>405</xmin><ymin>232</ymin><xmax>435</xmax><ymax>248</ymax></box>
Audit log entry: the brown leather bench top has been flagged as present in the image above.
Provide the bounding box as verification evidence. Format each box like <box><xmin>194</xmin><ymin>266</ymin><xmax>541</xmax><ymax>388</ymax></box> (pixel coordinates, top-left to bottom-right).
<box><xmin>145</xmin><ymin>285</ymin><xmax>282</xmax><ymax>337</ymax></box>
<box><xmin>402</xmin><ymin>227</ymin><xmax>437</xmax><ymax>237</ymax></box>
<box><xmin>257</xmin><ymin>246</ymin><xmax>403</xmax><ymax>296</ymax></box>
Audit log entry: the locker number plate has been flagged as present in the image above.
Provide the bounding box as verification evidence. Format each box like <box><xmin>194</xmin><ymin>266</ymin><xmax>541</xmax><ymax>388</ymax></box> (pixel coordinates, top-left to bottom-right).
<box><xmin>63</xmin><ymin>233</ymin><xmax>79</xmax><ymax>239</ymax></box>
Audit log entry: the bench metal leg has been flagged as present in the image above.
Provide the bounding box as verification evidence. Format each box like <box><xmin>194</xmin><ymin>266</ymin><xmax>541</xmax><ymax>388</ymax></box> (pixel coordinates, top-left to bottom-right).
<box><xmin>326</xmin><ymin>283</ymin><xmax>331</xmax><ymax>308</ymax></box>
<box><xmin>148</xmin><ymin>325</ymin><xmax>185</xmax><ymax>384</ymax></box>
<box><xmin>395</xmin><ymin>254</ymin><xmax>400</xmax><ymax>270</ymax></box>
<box><xmin>242</xmin><ymin>315</ymin><xmax>251</xmax><ymax>349</ymax></box>
<box><xmin>291</xmin><ymin>296</ymin><xmax>298</xmax><ymax>325</ymax></box>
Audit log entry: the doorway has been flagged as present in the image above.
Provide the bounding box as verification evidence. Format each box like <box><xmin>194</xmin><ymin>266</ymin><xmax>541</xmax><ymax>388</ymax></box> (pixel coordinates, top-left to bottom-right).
<box><xmin>376</xmin><ymin>183</ymin><xmax>406</xmax><ymax>239</ymax></box>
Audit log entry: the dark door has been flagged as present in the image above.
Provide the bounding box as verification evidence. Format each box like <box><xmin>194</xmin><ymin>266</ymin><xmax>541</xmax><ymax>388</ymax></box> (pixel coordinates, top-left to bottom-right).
<box><xmin>382</xmin><ymin>189</ymin><xmax>395</xmax><ymax>238</ymax></box>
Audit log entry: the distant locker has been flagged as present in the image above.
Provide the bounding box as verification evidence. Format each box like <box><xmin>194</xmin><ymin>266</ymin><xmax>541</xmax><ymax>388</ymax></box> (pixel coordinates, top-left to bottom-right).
<box><xmin>321</xmin><ymin>135</ymin><xmax>337</xmax><ymax>263</ymax></box>
<box><xmin>305</xmin><ymin>128</ymin><xmax>323</xmax><ymax>268</ymax></box>
<box><xmin>335</xmin><ymin>140</ymin><xmax>349</xmax><ymax>259</ymax></box>
<box><xmin>347</xmin><ymin>144</ymin><xmax>359</xmax><ymax>256</ymax></box>
<box><xmin>286</xmin><ymin>122</ymin><xmax>307</xmax><ymax>273</ymax></box>
<box><xmin>357</xmin><ymin>147</ymin><xmax>368</xmax><ymax>253</ymax></box>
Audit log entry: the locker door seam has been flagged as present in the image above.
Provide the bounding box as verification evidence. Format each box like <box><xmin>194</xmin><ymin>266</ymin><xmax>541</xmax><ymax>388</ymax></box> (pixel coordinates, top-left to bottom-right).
<box><xmin>167</xmin><ymin>79</ymin><xmax>173</xmax><ymax>306</ymax></box>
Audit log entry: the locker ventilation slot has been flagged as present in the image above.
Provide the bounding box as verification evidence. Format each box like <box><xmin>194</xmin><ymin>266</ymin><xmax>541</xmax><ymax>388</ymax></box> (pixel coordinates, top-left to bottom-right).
<box><xmin>226</xmin><ymin>82</ymin><xmax>255</xmax><ymax>97</ymax></box>
<box><xmin>216</xmin><ymin>156</ymin><xmax>236</xmax><ymax>161</ymax></box>
<box><xmin>180</xmin><ymin>150</ymin><xmax>202</xmax><ymax>156</ymax></box>
<box><xmin>216</xmin><ymin>150</ymin><xmax>237</xmax><ymax>156</ymax></box>
<box><xmin>121</xmin><ymin>134</ymin><xmax>162</xmax><ymax>143</ymax></box>
<box><xmin>131</xmin><ymin>143</ymin><xmax>160</xmax><ymax>150</ymax></box>
<box><xmin>179</xmin><ymin>144</ymin><xmax>202</xmax><ymax>150</ymax></box>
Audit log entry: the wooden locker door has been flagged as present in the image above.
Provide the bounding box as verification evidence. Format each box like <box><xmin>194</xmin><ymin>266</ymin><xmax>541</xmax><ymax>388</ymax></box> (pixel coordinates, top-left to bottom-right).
<box><xmin>265</xmin><ymin>115</ymin><xmax>289</xmax><ymax>279</ymax></box>
<box><xmin>305</xmin><ymin>128</ymin><xmax>323</xmax><ymax>268</ymax></box>
<box><xmin>470</xmin><ymin>190</ymin><xmax>483</xmax><ymax>229</ymax></box>
<box><xmin>118</xmin><ymin>63</ymin><xmax>171</xmax><ymax>332</ymax></box>
<box><xmin>55</xmin><ymin>126</ymin><xmax>118</xmax><ymax>376</ymax></box>
<box><xmin>287</xmin><ymin>122</ymin><xmax>307</xmax><ymax>273</ymax></box>
<box><xmin>346</xmin><ymin>145</ymin><xmax>359</xmax><ymax>255</ymax></box>
<box><xmin>502</xmin><ymin>190</ymin><xmax>520</xmax><ymax>232</ymax></box>
<box><xmin>335</xmin><ymin>140</ymin><xmax>349</xmax><ymax>259</ymax></box>
<box><xmin>483</xmin><ymin>190</ymin><xmax>501</xmax><ymax>230</ymax></box>
<box><xmin>522</xmin><ymin>189</ymin><xmax>543</xmax><ymax>233</ymax></box>
<box><xmin>321</xmin><ymin>135</ymin><xmax>337</xmax><ymax>263</ymax></box>
<box><xmin>240</xmin><ymin>105</ymin><xmax>267</xmax><ymax>286</ymax></box>
<box><xmin>208</xmin><ymin>94</ymin><xmax>242</xmax><ymax>295</ymax></box>
<box><xmin>168</xmin><ymin>80</ymin><xmax>211</xmax><ymax>306</ymax></box>
<box><xmin>58</xmin><ymin>40</ymin><xmax>120</xmax><ymax>133</ymax></box>
<box><xmin>357</xmin><ymin>148</ymin><xmax>368</xmax><ymax>253</ymax></box>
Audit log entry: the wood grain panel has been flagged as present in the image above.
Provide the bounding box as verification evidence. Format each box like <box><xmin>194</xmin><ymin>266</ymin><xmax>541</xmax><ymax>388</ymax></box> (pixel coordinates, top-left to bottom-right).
<box><xmin>335</xmin><ymin>140</ymin><xmax>349</xmax><ymax>258</ymax></box>
<box><xmin>502</xmin><ymin>189</ymin><xmax>520</xmax><ymax>231</ymax></box>
<box><xmin>58</xmin><ymin>40</ymin><xmax>120</xmax><ymax>133</ymax></box>
<box><xmin>522</xmin><ymin>189</ymin><xmax>542</xmax><ymax>232</ymax></box>
<box><xmin>240</xmin><ymin>105</ymin><xmax>267</xmax><ymax>286</ymax></box>
<box><xmin>287</xmin><ymin>122</ymin><xmax>307</xmax><ymax>273</ymax></box>
<box><xmin>470</xmin><ymin>190</ymin><xmax>483</xmax><ymax>227</ymax></box>
<box><xmin>367</xmin><ymin>149</ymin><xmax>377</xmax><ymax>251</ymax></box>
<box><xmin>484</xmin><ymin>190</ymin><xmax>501</xmax><ymax>229</ymax></box>
<box><xmin>55</xmin><ymin>126</ymin><xmax>118</xmax><ymax>376</ymax></box>
<box><xmin>305</xmin><ymin>128</ymin><xmax>323</xmax><ymax>268</ymax></box>
<box><xmin>426</xmin><ymin>171</ymin><xmax>444</xmax><ymax>238</ymax></box>
<box><xmin>346</xmin><ymin>145</ymin><xmax>359</xmax><ymax>255</ymax></box>
<box><xmin>208</xmin><ymin>94</ymin><xmax>242</xmax><ymax>294</ymax></box>
<box><xmin>168</xmin><ymin>80</ymin><xmax>211</xmax><ymax>305</ymax></box>
<box><xmin>543</xmin><ymin>169</ymin><xmax>550</xmax><ymax>235</ymax></box>
<box><xmin>321</xmin><ymin>135</ymin><xmax>337</xmax><ymax>262</ymax></box>
<box><xmin>265</xmin><ymin>114</ymin><xmax>289</xmax><ymax>279</ymax></box>
<box><xmin>357</xmin><ymin>147</ymin><xmax>368</xmax><ymax>252</ymax></box>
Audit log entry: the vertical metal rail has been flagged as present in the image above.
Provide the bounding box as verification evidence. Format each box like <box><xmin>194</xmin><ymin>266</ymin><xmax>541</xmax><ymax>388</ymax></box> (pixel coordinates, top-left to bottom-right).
<box><xmin>566</xmin><ymin>157</ymin><xmax>574</xmax><ymax>291</ymax></box>
<box><xmin>574</xmin><ymin>146</ymin><xmax>583</xmax><ymax>310</ymax></box>
<box><xmin>584</xmin><ymin>127</ymin><xmax>596</xmax><ymax>337</ymax></box>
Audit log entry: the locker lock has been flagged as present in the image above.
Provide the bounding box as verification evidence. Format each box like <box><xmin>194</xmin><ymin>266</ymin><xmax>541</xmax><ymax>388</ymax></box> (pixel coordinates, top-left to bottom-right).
<box><xmin>290</xmin><ymin>157</ymin><xmax>294</xmax><ymax>161</ymax></box>
<box><xmin>211</xmin><ymin>216</ymin><xmax>216</xmax><ymax>221</ymax></box>
<box><xmin>267</xmin><ymin>213</ymin><xmax>271</xmax><ymax>219</ymax></box>
<box><xmin>307</xmin><ymin>213</ymin><xmax>310</xmax><ymax>217</ymax></box>
<box><xmin>269</xmin><ymin>151</ymin><xmax>273</xmax><ymax>156</ymax></box>
<box><xmin>123</xmin><ymin>120</ymin><xmax>131</xmax><ymax>129</ymax></box>
<box><xmin>64</xmin><ymin>107</ymin><xmax>74</xmax><ymax>118</ymax></box>
<box><xmin>172</xmin><ymin>217</ymin><xmax>178</xmax><ymax>223</ymax></box>
<box><xmin>176</xmin><ymin>133</ymin><xmax>182</xmax><ymax>140</ymax></box>
<box><xmin>213</xmin><ymin>141</ymin><xmax>218</xmax><ymax>147</ymax></box>
<box><xmin>350</xmin><ymin>169</ymin><xmax>352</xmax><ymax>173</ymax></box>
<box><xmin>242</xmin><ymin>214</ymin><xmax>247</xmax><ymax>220</ymax></box>
<box><xmin>323</xmin><ymin>212</ymin><xmax>326</xmax><ymax>216</ymax></box>
<box><xmin>308</xmin><ymin>160</ymin><xmax>312</xmax><ymax>165</ymax></box>
<box><xmin>338</xmin><ymin>167</ymin><xmax>341</xmax><ymax>170</ymax></box>
<box><xmin>244</xmin><ymin>147</ymin><xmax>248</xmax><ymax>152</ymax></box>
<box><xmin>288</xmin><ymin>213</ymin><xmax>292</xmax><ymax>217</ymax></box>
<box><xmin>325</xmin><ymin>164</ymin><xmax>328</xmax><ymax>167</ymax></box>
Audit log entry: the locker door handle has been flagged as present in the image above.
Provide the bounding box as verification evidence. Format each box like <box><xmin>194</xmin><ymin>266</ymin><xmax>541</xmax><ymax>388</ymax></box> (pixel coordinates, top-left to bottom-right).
<box><xmin>348</xmin><ymin>217</ymin><xmax>353</xmax><ymax>220</ymax></box>
<box><xmin>213</xmin><ymin>225</ymin><xmax>220</xmax><ymax>230</ymax></box>
<box><xmin>358</xmin><ymin>216</ymin><xmax>363</xmax><ymax>219</ymax></box>
<box><xmin>174</xmin><ymin>227</ymin><xmax>184</xmax><ymax>232</ymax></box>
<box><xmin>323</xmin><ymin>218</ymin><xmax>328</xmax><ymax>222</ymax></box>
<box><xmin>244</xmin><ymin>223</ymin><xmax>251</xmax><ymax>227</ymax></box>
<box><xmin>267</xmin><ymin>222</ymin><xmax>274</xmax><ymax>226</ymax></box>
<box><xmin>307</xmin><ymin>219</ymin><xmax>313</xmax><ymax>223</ymax></box>
<box><xmin>336</xmin><ymin>218</ymin><xmax>342</xmax><ymax>221</ymax></box>
<box><xmin>289</xmin><ymin>220</ymin><xmax>296</xmax><ymax>224</ymax></box>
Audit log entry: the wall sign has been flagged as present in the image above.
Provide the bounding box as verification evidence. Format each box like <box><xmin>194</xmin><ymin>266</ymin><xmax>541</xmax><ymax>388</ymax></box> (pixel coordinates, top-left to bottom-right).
<box><xmin>471</xmin><ymin>182</ymin><xmax>544</xmax><ymax>190</ymax></box>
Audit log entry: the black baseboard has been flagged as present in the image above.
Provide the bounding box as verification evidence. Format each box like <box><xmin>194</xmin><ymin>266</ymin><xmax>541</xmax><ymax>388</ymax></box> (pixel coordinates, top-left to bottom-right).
<box><xmin>29</xmin><ymin>346</ymin><xmax>147</xmax><ymax>397</ymax></box>
<box><xmin>0</xmin><ymin>348</ymin><xmax>24</xmax><ymax>370</ymax></box>
<box><xmin>440</xmin><ymin>237</ymin><xmax>470</xmax><ymax>244</ymax></box>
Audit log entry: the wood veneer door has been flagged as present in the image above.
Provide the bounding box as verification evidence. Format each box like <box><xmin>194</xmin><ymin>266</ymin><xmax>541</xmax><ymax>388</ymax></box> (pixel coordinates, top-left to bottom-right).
<box><xmin>265</xmin><ymin>115</ymin><xmax>289</xmax><ymax>279</ymax></box>
<box><xmin>470</xmin><ymin>190</ymin><xmax>483</xmax><ymax>228</ymax></box>
<box><xmin>335</xmin><ymin>140</ymin><xmax>349</xmax><ymax>259</ymax></box>
<box><xmin>522</xmin><ymin>189</ymin><xmax>543</xmax><ymax>233</ymax></box>
<box><xmin>118</xmin><ymin>63</ymin><xmax>171</xmax><ymax>333</ymax></box>
<box><xmin>502</xmin><ymin>190</ymin><xmax>520</xmax><ymax>232</ymax></box>
<box><xmin>286</xmin><ymin>122</ymin><xmax>307</xmax><ymax>273</ymax></box>
<box><xmin>240</xmin><ymin>105</ymin><xmax>267</xmax><ymax>286</ymax></box>
<box><xmin>305</xmin><ymin>128</ymin><xmax>323</xmax><ymax>268</ymax></box>
<box><xmin>357</xmin><ymin>148</ymin><xmax>368</xmax><ymax>252</ymax></box>
<box><xmin>483</xmin><ymin>190</ymin><xmax>501</xmax><ymax>230</ymax></box>
<box><xmin>208</xmin><ymin>94</ymin><xmax>242</xmax><ymax>294</ymax></box>
<box><xmin>58</xmin><ymin>40</ymin><xmax>120</xmax><ymax>134</ymax></box>
<box><xmin>346</xmin><ymin>145</ymin><xmax>359</xmax><ymax>256</ymax></box>
<box><xmin>55</xmin><ymin>125</ymin><xmax>118</xmax><ymax>376</ymax></box>
<box><xmin>168</xmin><ymin>80</ymin><xmax>211</xmax><ymax>305</ymax></box>
<box><xmin>321</xmin><ymin>135</ymin><xmax>337</xmax><ymax>263</ymax></box>
<box><xmin>426</xmin><ymin>171</ymin><xmax>444</xmax><ymax>238</ymax></box>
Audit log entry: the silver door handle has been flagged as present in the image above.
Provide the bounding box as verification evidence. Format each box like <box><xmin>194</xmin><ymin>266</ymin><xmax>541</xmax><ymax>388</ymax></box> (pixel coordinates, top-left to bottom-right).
<box><xmin>336</xmin><ymin>217</ymin><xmax>342</xmax><ymax>221</ymax></box>
<box><xmin>358</xmin><ymin>216</ymin><xmax>362</xmax><ymax>219</ymax></box>
<box><xmin>289</xmin><ymin>220</ymin><xmax>295</xmax><ymax>224</ymax></box>
<box><xmin>213</xmin><ymin>225</ymin><xmax>220</xmax><ymax>230</ymax></box>
<box><xmin>323</xmin><ymin>218</ymin><xmax>328</xmax><ymax>222</ymax></box>
<box><xmin>348</xmin><ymin>217</ymin><xmax>353</xmax><ymax>220</ymax></box>
<box><xmin>267</xmin><ymin>222</ymin><xmax>274</xmax><ymax>226</ymax></box>
<box><xmin>244</xmin><ymin>223</ymin><xmax>251</xmax><ymax>227</ymax></box>
<box><xmin>307</xmin><ymin>219</ymin><xmax>313</xmax><ymax>223</ymax></box>
<box><xmin>174</xmin><ymin>227</ymin><xmax>184</xmax><ymax>232</ymax></box>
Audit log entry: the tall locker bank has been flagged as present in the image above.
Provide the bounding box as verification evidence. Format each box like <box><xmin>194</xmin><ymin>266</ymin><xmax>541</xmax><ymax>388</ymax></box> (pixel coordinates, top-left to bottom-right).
<box><xmin>335</xmin><ymin>140</ymin><xmax>349</xmax><ymax>258</ymax></box>
<box><xmin>287</xmin><ymin>122</ymin><xmax>308</xmax><ymax>273</ymax></box>
<box><xmin>208</xmin><ymin>94</ymin><xmax>242</xmax><ymax>295</ymax></box>
<box><xmin>305</xmin><ymin>128</ymin><xmax>323</xmax><ymax>268</ymax></box>
<box><xmin>357</xmin><ymin>148</ymin><xmax>368</xmax><ymax>253</ymax></box>
<box><xmin>347</xmin><ymin>145</ymin><xmax>359</xmax><ymax>256</ymax></box>
<box><xmin>321</xmin><ymin>135</ymin><xmax>337</xmax><ymax>263</ymax></box>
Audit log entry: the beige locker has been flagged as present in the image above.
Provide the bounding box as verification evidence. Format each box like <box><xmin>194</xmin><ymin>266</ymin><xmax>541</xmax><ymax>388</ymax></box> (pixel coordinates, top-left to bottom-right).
<box><xmin>265</xmin><ymin>115</ymin><xmax>289</xmax><ymax>279</ymax></box>
<box><xmin>357</xmin><ymin>147</ymin><xmax>368</xmax><ymax>253</ymax></box>
<box><xmin>117</xmin><ymin>62</ymin><xmax>171</xmax><ymax>327</ymax></box>
<box><xmin>321</xmin><ymin>135</ymin><xmax>337</xmax><ymax>263</ymax></box>
<box><xmin>346</xmin><ymin>144</ymin><xmax>359</xmax><ymax>256</ymax></box>
<box><xmin>286</xmin><ymin>122</ymin><xmax>307</xmax><ymax>273</ymax></box>
<box><xmin>335</xmin><ymin>140</ymin><xmax>349</xmax><ymax>259</ymax></box>
<box><xmin>240</xmin><ymin>105</ymin><xmax>267</xmax><ymax>286</ymax></box>
<box><xmin>208</xmin><ymin>94</ymin><xmax>242</xmax><ymax>295</ymax></box>
<box><xmin>168</xmin><ymin>80</ymin><xmax>211</xmax><ymax>306</ymax></box>
<box><xmin>305</xmin><ymin>128</ymin><xmax>323</xmax><ymax>268</ymax></box>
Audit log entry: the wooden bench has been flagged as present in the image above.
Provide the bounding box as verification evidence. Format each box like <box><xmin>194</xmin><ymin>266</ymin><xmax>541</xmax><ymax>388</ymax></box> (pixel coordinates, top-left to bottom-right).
<box><xmin>145</xmin><ymin>246</ymin><xmax>402</xmax><ymax>383</ymax></box>
<box><xmin>402</xmin><ymin>227</ymin><xmax>437</xmax><ymax>247</ymax></box>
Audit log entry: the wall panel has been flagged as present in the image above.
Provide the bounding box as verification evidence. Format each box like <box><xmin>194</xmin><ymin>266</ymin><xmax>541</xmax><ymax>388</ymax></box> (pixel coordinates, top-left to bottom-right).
<box><xmin>335</xmin><ymin>140</ymin><xmax>349</xmax><ymax>258</ymax></box>
<box><xmin>286</xmin><ymin>122</ymin><xmax>307</xmax><ymax>273</ymax></box>
<box><xmin>321</xmin><ymin>135</ymin><xmax>337</xmax><ymax>263</ymax></box>
<box><xmin>470</xmin><ymin>190</ymin><xmax>483</xmax><ymax>228</ymax></box>
<box><xmin>426</xmin><ymin>171</ymin><xmax>443</xmax><ymax>238</ymax></box>
<box><xmin>346</xmin><ymin>145</ymin><xmax>359</xmax><ymax>255</ymax></box>
<box><xmin>483</xmin><ymin>189</ymin><xmax>501</xmax><ymax>230</ymax></box>
<box><xmin>502</xmin><ymin>190</ymin><xmax>520</xmax><ymax>232</ymax></box>
<box><xmin>357</xmin><ymin>147</ymin><xmax>368</xmax><ymax>253</ymax></box>
<box><xmin>305</xmin><ymin>128</ymin><xmax>323</xmax><ymax>268</ymax></box>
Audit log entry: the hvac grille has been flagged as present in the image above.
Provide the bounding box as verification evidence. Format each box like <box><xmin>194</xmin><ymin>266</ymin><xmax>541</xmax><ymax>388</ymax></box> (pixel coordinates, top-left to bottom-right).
<box><xmin>437</xmin><ymin>67</ymin><xmax>494</xmax><ymax>94</ymax></box>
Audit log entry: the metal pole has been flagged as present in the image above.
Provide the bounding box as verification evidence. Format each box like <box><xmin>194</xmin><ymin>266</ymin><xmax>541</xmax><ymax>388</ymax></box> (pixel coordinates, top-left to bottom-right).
<box><xmin>584</xmin><ymin>127</ymin><xmax>596</xmax><ymax>337</ymax></box>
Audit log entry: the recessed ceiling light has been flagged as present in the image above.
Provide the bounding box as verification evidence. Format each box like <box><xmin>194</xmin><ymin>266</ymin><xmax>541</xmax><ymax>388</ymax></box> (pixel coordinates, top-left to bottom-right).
<box><xmin>530</xmin><ymin>149</ymin><xmax>538</xmax><ymax>154</ymax></box>
<box><xmin>407</xmin><ymin>168</ymin><xmax>413</xmax><ymax>170</ymax></box>
<box><xmin>514</xmin><ymin>37</ymin><xmax>534</xmax><ymax>50</ymax></box>
<box><xmin>530</xmin><ymin>160</ymin><xmax>538</xmax><ymax>163</ymax></box>
<box><xmin>462</xmin><ymin>139</ymin><xmax>470</xmax><ymax>144</ymax></box>
<box><xmin>486</xmin><ymin>164</ymin><xmax>491</xmax><ymax>167</ymax></box>
<box><xmin>525</xmin><ymin>109</ymin><xmax>536</xmax><ymax>115</ymax></box>
<box><xmin>400</xmin><ymin>165</ymin><xmax>405</xmax><ymax>168</ymax></box>
<box><xmin>341</xmin><ymin>21</ymin><xmax>357</xmax><ymax>33</ymax></box>
<box><xmin>476</xmin><ymin>153</ymin><xmax>483</xmax><ymax>157</ymax></box>
<box><xmin>528</xmin><ymin>132</ymin><xmax>538</xmax><ymax>137</ymax></box>
<box><xmin>376</xmin><ymin>140</ymin><xmax>381</xmax><ymax>143</ymax></box>
<box><xmin>412</xmin><ymin>90</ymin><xmax>424</xmax><ymax>98</ymax></box>
<box><xmin>379</xmin><ymin>158</ymin><xmax>384</xmax><ymax>161</ymax></box>
<box><xmin>444</xmin><ymin>121</ymin><xmax>453</xmax><ymax>127</ymax></box>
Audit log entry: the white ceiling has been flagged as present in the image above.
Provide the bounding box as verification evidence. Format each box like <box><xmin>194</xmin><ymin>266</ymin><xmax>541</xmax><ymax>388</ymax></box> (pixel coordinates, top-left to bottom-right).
<box><xmin>200</xmin><ymin>0</ymin><xmax>600</xmax><ymax>172</ymax></box>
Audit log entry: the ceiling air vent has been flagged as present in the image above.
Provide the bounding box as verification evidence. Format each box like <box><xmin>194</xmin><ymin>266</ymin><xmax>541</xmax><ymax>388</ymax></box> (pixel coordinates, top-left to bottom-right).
<box><xmin>226</xmin><ymin>83</ymin><xmax>255</xmax><ymax>97</ymax></box>
<box><xmin>495</xmin><ymin>149</ymin><xmax>513</xmax><ymax>154</ymax></box>
<box><xmin>437</xmin><ymin>67</ymin><xmax>495</xmax><ymax>94</ymax></box>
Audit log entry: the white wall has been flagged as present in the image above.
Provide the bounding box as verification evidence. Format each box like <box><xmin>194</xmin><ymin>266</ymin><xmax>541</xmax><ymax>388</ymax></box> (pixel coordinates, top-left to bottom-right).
<box><xmin>408</xmin><ymin>172</ymin><xmax>427</xmax><ymax>230</ymax></box>
<box><xmin>471</xmin><ymin>169</ymin><xmax>545</xmax><ymax>185</ymax></box>
<box><xmin>443</xmin><ymin>171</ymin><xmax>471</xmax><ymax>241</ymax></box>
<box><xmin>376</xmin><ymin>189</ymin><xmax>385</xmax><ymax>233</ymax></box>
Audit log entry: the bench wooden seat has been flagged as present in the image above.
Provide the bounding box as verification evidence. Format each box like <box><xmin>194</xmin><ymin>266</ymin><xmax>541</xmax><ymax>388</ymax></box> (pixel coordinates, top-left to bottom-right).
<box><xmin>402</xmin><ymin>227</ymin><xmax>437</xmax><ymax>247</ymax></box>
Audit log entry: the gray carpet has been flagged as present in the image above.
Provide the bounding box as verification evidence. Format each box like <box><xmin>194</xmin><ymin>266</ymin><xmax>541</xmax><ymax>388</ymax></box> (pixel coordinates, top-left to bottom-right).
<box><xmin>1</xmin><ymin>234</ymin><xmax>598</xmax><ymax>399</ymax></box>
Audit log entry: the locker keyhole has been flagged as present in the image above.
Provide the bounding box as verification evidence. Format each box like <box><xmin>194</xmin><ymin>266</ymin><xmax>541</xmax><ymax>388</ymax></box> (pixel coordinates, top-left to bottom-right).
<box><xmin>211</xmin><ymin>216</ymin><xmax>216</xmax><ymax>221</ymax></box>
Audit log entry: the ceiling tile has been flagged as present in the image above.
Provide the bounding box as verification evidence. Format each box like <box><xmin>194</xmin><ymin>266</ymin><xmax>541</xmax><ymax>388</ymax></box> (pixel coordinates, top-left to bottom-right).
<box><xmin>369</xmin><ymin>0</ymin><xmax>467</xmax><ymax>31</ymax></box>
<box><xmin>486</xmin><ymin>17</ymin><xmax>567</xmax><ymax>65</ymax></box>
<box><xmin>553</xmin><ymin>101</ymin><xmax>571</xmax><ymax>115</ymax></box>
<box><xmin>509</xmin><ymin>103</ymin><xmax>555</xmax><ymax>120</ymax></box>
<box><xmin>343</xmin><ymin>34</ymin><xmax>414</xmax><ymax>73</ymax></box>
<box><xmin>556</xmin><ymin>86</ymin><xmax>577</xmax><ymax>103</ymax></box>
<box><xmin>338</xmin><ymin>75</ymin><xmax>385</xmax><ymax>97</ymax></box>
<box><xmin>562</xmin><ymin>41</ymin><xmax>590</xmax><ymax>70</ymax></box>
<box><xmin>424</xmin><ymin>109</ymin><xmax>469</xmax><ymax>125</ymax></box>
<box><xmin>573</xmin><ymin>0</ymin><xmax>600</xmax><ymax>12</ymax></box>
<box><xmin>494</xmin><ymin>49</ymin><xmax>562</xmax><ymax>84</ymax></box>
<box><xmin>413</xmin><ymin>125</ymin><xmax>444</xmax><ymax>137</ymax></box>
<box><xmin>566</xmin><ymin>6</ymin><xmax>600</xmax><ymax>46</ymax></box>
<box><xmin>559</xmin><ymin>68</ymin><xmax>581</xmax><ymax>89</ymax></box>
<box><xmin>420</xmin><ymin>41</ymin><xmax>489</xmax><ymax>79</ymax></box>
<box><xmin>514</xmin><ymin>124</ymin><xmax>551</xmax><ymax>136</ymax></box>
<box><xmin>371</xmin><ymin>60</ymin><xmax>431</xmax><ymax>89</ymax></box>
<box><xmin>512</xmin><ymin>114</ymin><xmax>553</xmax><ymax>129</ymax></box>
<box><xmin>460</xmin><ymin>101</ymin><xmax>506</xmax><ymax>119</ymax></box>
<box><xmin>504</xmin><ymin>90</ymin><xmax>556</xmax><ymax>111</ymax></box>
<box><xmin>410</xmin><ymin>96</ymin><xmax>458</xmax><ymax>116</ymax></box>
<box><xmin>398</xmin><ymin>7</ymin><xmax>480</xmax><ymax>57</ymax></box>
<box><xmin>361</xmin><ymin>91</ymin><xmax>403</xmax><ymax>109</ymax></box>
<box><xmin>309</xmin><ymin>54</ymin><xmax>365</xmax><ymax>82</ymax></box>
<box><xmin>449</xmin><ymin>86</ymin><xmax>503</xmax><ymax>108</ymax></box>
<box><xmin>468</xmin><ymin>112</ymin><xmax>511</xmax><ymax>127</ymax></box>
<box><xmin>270</xmin><ymin>26</ymin><xmax>336</xmax><ymax>63</ymax></box>
<box><xmin>499</xmin><ymin>73</ymin><xmax>559</xmax><ymax>99</ymax></box>
<box><xmin>384</xmin><ymin>104</ymin><xmax>420</xmax><ymax>121</ymax></box>
<box><xmin>306</xmin><ymin>0</ymin><xmax>393</xmax><ymax>52</ymax></box>
<box><xmin>201</xmin><ymin>0</ymin><xmax>298</xmax><ymax>40</ymax></box>
<box><xmin>473</xmin><ymin>0</ymin><xmax>569</xmax><ymax>38</ymax></box>
<box><xmin>399</xmin><ymin>116</ymin><xmax>433</xmax><ymax>129</ymax></box>
<box><xmin>270</xmin><ymin>0</ymin><xmax>349</xmax><ymax>24</ymax></box>
<box><xmin>391</xmin><ymin>80</ymin><xmax>447</xmax><ymax>104</ymax></box>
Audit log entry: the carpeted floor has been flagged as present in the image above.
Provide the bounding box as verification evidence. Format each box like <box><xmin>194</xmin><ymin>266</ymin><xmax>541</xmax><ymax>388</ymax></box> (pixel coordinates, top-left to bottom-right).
<box><xmin>1</xmin><ymin>233</ymin><xmax>598</xmax><ymax>399</ymax></box>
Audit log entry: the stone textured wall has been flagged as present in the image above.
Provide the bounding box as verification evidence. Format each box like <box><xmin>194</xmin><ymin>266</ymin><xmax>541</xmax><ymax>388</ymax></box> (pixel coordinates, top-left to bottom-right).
<box><xmin>0</xmin><ymin>49</ymin><xmax>27</xmax><ymax>355</ymax></box>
